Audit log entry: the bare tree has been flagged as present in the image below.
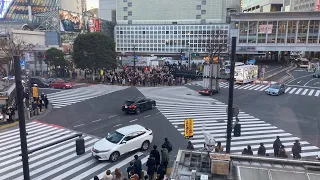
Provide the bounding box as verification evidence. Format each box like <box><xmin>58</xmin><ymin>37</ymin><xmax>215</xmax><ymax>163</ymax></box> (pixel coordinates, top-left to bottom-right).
<box><xmin>0</xmin><ymin>32</ymin><xmax>34</xmax><ymax>77</ymax></box>
<box><xmin>201</xmin><ymin>30</ymin><xmax>223</xmax><ymax>64</ymax></box>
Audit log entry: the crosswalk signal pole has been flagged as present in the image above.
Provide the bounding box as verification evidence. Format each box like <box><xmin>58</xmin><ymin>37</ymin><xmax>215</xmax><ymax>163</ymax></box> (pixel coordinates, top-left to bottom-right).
<box><xmin>226</xmin><ymin>37</ymin><xmax>237</xmax><ymax>154</ymax></box>
<box><xmin>14</xmin><ymin>55</ymin><xmax>30</xmax><ymax>180</ymax></box>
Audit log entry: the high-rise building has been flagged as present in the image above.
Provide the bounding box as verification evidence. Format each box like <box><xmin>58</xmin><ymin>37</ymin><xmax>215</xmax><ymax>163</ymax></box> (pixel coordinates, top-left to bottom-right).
<box><xmin>242</xmin><ymin>0</ymin><xmax>283</xmax><ymax>12</ymax></box>
<box><xmin>99</xmin><ymin>0</ymin><xmax>116</xmax><ymax>22</ymax></box>
<box><xmin>81</xmin><ymin>0</ymin><xmax>87</xmax><ymax>12</ymax></box>
<box><xmin>283</xmin><ymin>0</ymin><xmax>320</xmax><ymax>11</ymax></box>
<box><xmin>115</xmin><ymin>0</ymin><xmax>240</xmax><ymax>55</ymax></box>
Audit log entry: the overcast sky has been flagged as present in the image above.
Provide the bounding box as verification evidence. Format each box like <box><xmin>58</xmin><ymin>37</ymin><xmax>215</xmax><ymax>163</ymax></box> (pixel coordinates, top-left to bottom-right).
<box><xmin>87</xmin><ymin>0</ymin><xmax>99</xmax><ymax>10</ymax></box>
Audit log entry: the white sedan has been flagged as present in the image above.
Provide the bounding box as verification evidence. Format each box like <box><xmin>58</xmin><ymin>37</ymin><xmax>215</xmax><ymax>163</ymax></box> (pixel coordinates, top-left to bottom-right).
<box><xmin>91</xmin><ymin>124</ymin><xmax>153</xmax><ymax>162</ymax></box>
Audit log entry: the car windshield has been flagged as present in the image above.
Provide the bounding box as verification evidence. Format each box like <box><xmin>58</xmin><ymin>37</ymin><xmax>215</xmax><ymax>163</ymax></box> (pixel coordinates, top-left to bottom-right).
<box><xmin>125</xmin><ymin>101</ymin><xmax>135</xmax><ymax>105</ymax></box>
<box><xmin>270</xmin><ymin>85</ymin><xmax>281</xmax><ymax>89</ymax></box>
<box><xmin>105</xmin><ymin>131</ymin><xmax>125</xmax><ymax>144</ymax></box>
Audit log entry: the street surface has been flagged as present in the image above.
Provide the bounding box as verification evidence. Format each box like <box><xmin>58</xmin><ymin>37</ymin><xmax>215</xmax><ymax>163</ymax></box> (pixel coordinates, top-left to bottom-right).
<box><xmin>286</xmin><ymin>68</ymin><xmax>320</xmax><ymax>88</ymax></box>
<box><xmin>0</xmin><ymin>79</ymin><xmax>319</xmax><ymax>179</ymax></box>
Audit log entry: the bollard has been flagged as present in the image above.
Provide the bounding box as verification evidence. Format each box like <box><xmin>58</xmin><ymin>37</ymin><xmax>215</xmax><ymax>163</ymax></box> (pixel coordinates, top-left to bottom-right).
<box><xmin>26</xmin><ymin>108</ymin><xmax>30</xmax><ymax>120</ymax></box>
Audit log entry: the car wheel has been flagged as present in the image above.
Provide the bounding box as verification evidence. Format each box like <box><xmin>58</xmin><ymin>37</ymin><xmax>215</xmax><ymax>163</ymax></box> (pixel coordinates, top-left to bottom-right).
<box><xmin>151</xmin><ymin>103</ymin><xmax>155</xmax><ymax>109</ymax></box>
<box><xmin>109</xmin><ymin>151</ymin><xmax>120</xmax><ymax>162</ymax></box>
<box><xmin>136</xmin><ymin>108</ymin><xmax>141</xmax><ymax>114</ymax></box>
<box><xmin>141</xmin><ymin>140</ymin><xmax>150</xmax><ymax>151</ymax></box>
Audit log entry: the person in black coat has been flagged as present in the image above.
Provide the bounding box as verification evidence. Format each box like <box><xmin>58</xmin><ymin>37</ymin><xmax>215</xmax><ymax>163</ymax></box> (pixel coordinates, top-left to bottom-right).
<box><xmin>157</xmin><ymin>163</ymin><xmax>166</xmax><ymax>180</ymax></box>
<box><xmin>133</xmin><ymin>155</ymin><xmax>142</xmax><ymax>178</ymax></box>
<box><xmin>150</xmin><ymin>145</ymin><xmax>161</xmax><ymax>171</ymax></box>
<box><xmin>126</xmin><ymin>161</ymin><xmax>135</xmax><ymax>179</ymax></box>
<box><xmin>146</xmin><ymin>155</ymin><xmax>156</xmax><ymax>180</ymax></box>
<box><xmin>257</xmin><ymin>143</ymin><xmax>266</xmax><ymax>156</ymax></box>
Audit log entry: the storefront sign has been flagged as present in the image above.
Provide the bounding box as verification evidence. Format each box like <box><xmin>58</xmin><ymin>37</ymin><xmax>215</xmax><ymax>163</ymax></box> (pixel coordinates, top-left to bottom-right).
<box><xmin>184</xmin><ymin>118</ymin><xmax>194</xmax><ymax>138</ymax></box>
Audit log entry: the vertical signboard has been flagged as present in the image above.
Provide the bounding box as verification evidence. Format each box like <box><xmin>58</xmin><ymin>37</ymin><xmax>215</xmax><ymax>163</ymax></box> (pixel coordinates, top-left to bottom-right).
<box><xmin>184</xmin><ymin>118</ymin><xmax>194</xmax><ymax>138</ymax></box>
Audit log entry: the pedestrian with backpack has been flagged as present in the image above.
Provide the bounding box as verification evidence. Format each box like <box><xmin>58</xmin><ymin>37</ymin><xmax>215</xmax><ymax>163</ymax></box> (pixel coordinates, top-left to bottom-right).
<box><xmin>162</xmin><ymin>138</ymin><xmax>172</xmax><ymax>153</ymax></box>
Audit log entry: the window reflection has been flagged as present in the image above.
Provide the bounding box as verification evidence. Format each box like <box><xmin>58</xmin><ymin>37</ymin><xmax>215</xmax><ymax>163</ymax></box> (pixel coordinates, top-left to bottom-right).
<box><xmin>308</xmin><ymin>20</ymin><xmax>319</xmax><ymax>44</ymax></box>
<box><xmin>248</xmin><ymin>21</ymin><xmax>257</xmax><ymax>43</ymax></box>
<box><xmin>258</xmin><ymin>21</ymin><xmax>267</xmax><ymax>43</ymax></box>
<box><xmin>287</xmin><ymin>21</ymin><xmax>296</xmax><ymax>43</ymax></box>
<box><xmin>239</xmin><ymin>21</ymin><xmax>248</xmax><ymax>43</ymax></box>
<box><xmin>277</xmin><ymin>21</ymin><xmax>287</xmax><ymax>43</ymax></box>
<box><xmin>297</xmin><ymin>20</ymin><xmax>308</xmax><ymax>43</ymax></box>
<box><xmin>267</xmin><ymin>21</ymin><xmax>277</xmax><ymax>43</ymax></box>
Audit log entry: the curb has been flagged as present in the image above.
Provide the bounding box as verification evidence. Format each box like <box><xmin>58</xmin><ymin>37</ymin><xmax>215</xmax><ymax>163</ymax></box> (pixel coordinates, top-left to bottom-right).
<box><xmin>0</xmin><ymin>104</ymin><xmax>53</xmax><ymax>130</ymax></box>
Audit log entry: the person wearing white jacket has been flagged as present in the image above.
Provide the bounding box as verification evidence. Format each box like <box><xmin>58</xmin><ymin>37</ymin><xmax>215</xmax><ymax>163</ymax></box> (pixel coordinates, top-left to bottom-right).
<box><xmin>103</xmin><ymin>170</ymin><xmax>113</xmax><ymax>180</ymax></box>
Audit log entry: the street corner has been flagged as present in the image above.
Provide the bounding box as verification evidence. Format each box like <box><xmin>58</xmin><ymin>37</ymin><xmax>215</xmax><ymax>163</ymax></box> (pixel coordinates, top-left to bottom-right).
<box><xmin>33</xmin><ymin>120</ymin><xmax>65</xmax><ymax>129</ymax></box>
<box><xmin>0</xmin><ymin>121</ymin><xmax>19</xmax><ymax>130</ymax></box>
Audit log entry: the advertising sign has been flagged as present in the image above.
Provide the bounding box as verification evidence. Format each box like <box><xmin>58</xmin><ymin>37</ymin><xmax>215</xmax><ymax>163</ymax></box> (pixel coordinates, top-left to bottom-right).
<box><xmin>32</xmin><ymin>87</ymin><xmax>38</xmax><ymax>98</ymax></box>
<box><xmin>122</xmin><ymin>56</ymin><xmax>148</xmax><ymax>67</ymax></box>
<box><xmin>316</xmin><ymin>0</ymin><xmax>320</xmax><ymax>11</ymax></box>
<box><xmin>184</xmin><ymin>118</ymin><xmax>194</xmax><ymax>138</ymax></box>
<box><xmin>86</xmin><ymin>17</ymin><xmax>101</xmax><ymax>33</ymax></box>
<box><xmin>258</xmin><ymin>24</ymin><xmax>273</xmax><ymax>34</ymax></box>
<box><xmin>59</xmin><ymin>10</ymin><xmax>83</xmax><ymax>32</ymax></box>
<box><xmin>0</xmin><ymin>0</ymin><xmax>13</xmax><ymax>18</ymax></box>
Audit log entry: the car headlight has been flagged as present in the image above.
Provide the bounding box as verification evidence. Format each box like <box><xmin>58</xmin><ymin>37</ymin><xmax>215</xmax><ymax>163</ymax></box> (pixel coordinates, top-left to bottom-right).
<box><xmin>99</xmin><ymin>149</ymin><xmax>110</xmax><ymax>153</ymax></box>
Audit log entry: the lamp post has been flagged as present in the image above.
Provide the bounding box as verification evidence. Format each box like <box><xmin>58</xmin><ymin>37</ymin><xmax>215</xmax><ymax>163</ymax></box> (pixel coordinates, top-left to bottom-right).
<box><xmin>133</xmin><ymin>45</ymin><xmax>136</xmax><ymax>71</ymax></box>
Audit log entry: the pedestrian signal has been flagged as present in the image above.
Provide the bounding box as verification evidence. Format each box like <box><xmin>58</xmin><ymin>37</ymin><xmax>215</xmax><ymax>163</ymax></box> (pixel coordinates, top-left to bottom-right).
<box><xmin>32</xmin><ymin>87</ymin><xmax>38</xmax><ymax>98</ymax></box>
<box><xmin>184</xmin><ymin>118</ymin><xmax>194</xmax><ymax>138</ymax></box>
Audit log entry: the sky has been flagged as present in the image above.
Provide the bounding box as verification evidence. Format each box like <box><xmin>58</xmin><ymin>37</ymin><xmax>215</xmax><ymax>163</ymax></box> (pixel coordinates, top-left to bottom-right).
<box><xmin>87</xmin><ymin>0</ymin><xmax>99</xmax><ymax>10</ymax></box>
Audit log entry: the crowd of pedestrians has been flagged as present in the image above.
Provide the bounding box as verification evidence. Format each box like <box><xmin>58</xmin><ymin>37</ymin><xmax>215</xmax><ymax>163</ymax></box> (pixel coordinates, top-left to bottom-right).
<box><xmin>95</xmin><ymin>138</ymin><xmax>173</xmax><ymax>180</ymax></box>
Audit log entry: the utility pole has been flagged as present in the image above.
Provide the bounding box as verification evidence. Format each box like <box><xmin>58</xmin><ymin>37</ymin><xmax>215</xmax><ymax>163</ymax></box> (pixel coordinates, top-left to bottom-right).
<box><xmin>226</xmin><ymin>37</ymin><xmax>237</xmax><ymax>153</ymax></box>
<box><xmin>133</xmin><ymin>45</ymin><xmax>136</xmax><ymax>71</ymax></box>
<box><xmin>13</xmin><ymin>55</ymin><xmax>30</xmax><ymax>180</ymax></box>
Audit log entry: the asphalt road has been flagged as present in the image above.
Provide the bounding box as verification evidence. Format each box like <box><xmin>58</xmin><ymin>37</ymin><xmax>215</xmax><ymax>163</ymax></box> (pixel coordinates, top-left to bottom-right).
<box><xmin>286</xmin><ymin>68</ymin><xmax>320</xmax><ymax>88</ymax></box>
<box><xmin>187</xmin><ymin>85</ymin><xmax>320</xmax><ymax>147</ymax></box>
<box><xmin>263</xmin><ymin>64</ymin><xmax>287</xmax><ymax>78</ymax></box>
<box><xmin>37</xmin><ymin>86</ymin><xmax>186</xmax><ymax>174</ymax></box>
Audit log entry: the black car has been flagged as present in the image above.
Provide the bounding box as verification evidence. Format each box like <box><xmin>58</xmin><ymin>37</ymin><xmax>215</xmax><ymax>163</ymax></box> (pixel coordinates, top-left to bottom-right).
<box><xmin>29</xmin><ymin>78</ymin><xmax>49</xmax><ymax>88</ymax></box>
<box><xmin>122</xmin><ymin>97</ymin><xmax>156</xmax><ymax>114</ymax></box>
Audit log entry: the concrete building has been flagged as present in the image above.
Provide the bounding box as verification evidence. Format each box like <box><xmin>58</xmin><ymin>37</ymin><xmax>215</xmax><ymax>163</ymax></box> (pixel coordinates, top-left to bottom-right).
<box><xmin>283</xmin><ymin>0</ymin><xmax>320</xmax><ymax>12</ymax></box>
<box><xmin>81</xmin><ymin>0</ymin><xmax>87</xmax><ymax>12</ymax></box>
<box><xmin>242</xmin><ymin>0</ymin><xmax>283</xmax><ymax>12</ymax></box>
<box><xmin>115</xmin><ymin>0</ymin><xmax>240</xmax><ymax>55</ymax></box>
<box><xmin>99</xmin><ymin>0</ymin><xmax>116</xmax><ymax>22</ymax></box>
<box><xmin>60</xmin><ymin>0</ymin><xmax>83</xmax><ymax>14</ymax></box>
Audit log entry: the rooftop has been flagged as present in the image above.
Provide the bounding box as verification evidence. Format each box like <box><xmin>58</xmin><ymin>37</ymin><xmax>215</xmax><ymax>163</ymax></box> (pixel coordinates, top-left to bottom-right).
<box><xmin>170</xmin><ymin>150</ymin><xmax>320</xmax><ymax>180</ymax></box>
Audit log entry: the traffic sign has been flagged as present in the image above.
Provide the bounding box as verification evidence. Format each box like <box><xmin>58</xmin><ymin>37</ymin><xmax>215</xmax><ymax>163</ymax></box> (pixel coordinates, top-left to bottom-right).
<box><xmin>184</xmin><ymin>118</ymin><xmax>194</xmax><ymax>138</ymax></box>
<box><xmin>20</xmin><ymin>60</ymin><xmax>25</xmax><ymax>67</ymax></box>
<box><xmin>226</xmin><ymin>105</ymin><xmax>239</xmax><ymax>117</ymax></box>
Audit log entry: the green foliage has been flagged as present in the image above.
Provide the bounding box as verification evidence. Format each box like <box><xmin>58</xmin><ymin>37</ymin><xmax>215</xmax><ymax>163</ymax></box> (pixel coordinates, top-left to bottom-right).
<box><xmin>72</xmin><ymin>32</ymin><xmax>117</xmax><ymax>70</ymax></box>
<box><xmin>45</xmin><ymin>47</ymin><xmax>68</xmax><ymax>67</ymax></box>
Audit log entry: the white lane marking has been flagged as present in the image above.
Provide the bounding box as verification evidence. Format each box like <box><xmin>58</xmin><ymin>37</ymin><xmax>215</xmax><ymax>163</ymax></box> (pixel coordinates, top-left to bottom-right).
<box><xmin>288</xmin><ymin>88</ymin><xmax>297</xmax><ymax>94</ymax></box>
<box><xmin>286</xmin><ymin>74</ymin><xmax>313</xmax><ymax>84</ymax></box>
<box><xmin>304</xmin><ymin>78</ymin><xmax>317</xmax><ymax>86</ymax></box>
<box><xmin>144</xmin><ymin>115</ymin><xmax>151</xmax><ymax>118</ymax></box>
<box><xmin>92</xmin><ymin>119</ymin><xmax>101</xmax><ymax>123</ymax></box>
<box><xmin>301</xmin><ymin>89</ymin><xmax>309</xmax><ymax>95</ymax></box>
<box><xmin>308</xmin><ymin>89</ymin><xmax>315</xmax><ymax>96</ymax></box>
<box><xmin>113</xmin><ymin>124</ymin><xmax>122</xmax><ymax>127</ymax></box>
<box><xmin>156</xmin><ymin>112</ymin><xmax>161</xmax><ymax>114</ymax></box>
<box><xmin>285</xmin><ymin>87</ymin><xmax>291</xmax><ymax>93</ymax></box>
<box><xmin>297</xmin><ymin>81</ymin><xmax>301</xmax><ymax>84</ymax></box>
<box><xmin>109</xmin><ymin>115</ymin><xmax>117</xmax><ymax>118</ymax></box>
<box><xmin>74</xmin><ymin>124</ymin><xmax>84</xmax><ymax>128</ymax></box>
<box><xmin>129</xmin><ymin>119</ymin><xmax>138</xmax><ymax>122</ymax></box>
<box><xmin>315</xmin><ymin>90</ymin><xmax>320</xmax><ymax>97</ymax></box>
<box><xmin>259</xmin><ymin>86</ymin><xmax>270</xmax><ymax>91</ymax></box>
<box><xmin>315</xmin><ymin>82</ymin><xmax>320</xmax><ymax>85</ymax></box>
<box><xmin>295</xmin><ymin>88</ymin><xmax>303</xmax><ymax>94</ymax></box>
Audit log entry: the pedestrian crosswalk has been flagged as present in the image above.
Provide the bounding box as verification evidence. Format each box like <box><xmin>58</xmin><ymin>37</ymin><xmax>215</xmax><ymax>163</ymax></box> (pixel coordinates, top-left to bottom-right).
<box><xmin>138</xmin><ymin>86</ymin><xmax>320</xmax><ymax>157</ymax></box>
<box><xmin>0</xmin><ymin>121</ymin><xmax>149</xmax><ymax>180</ymax></box>
<box><xmin>186</xmin><ymin>81</ymin><xmax>320</xmax><ymax>97</ymax></box>
<box><xmin>46</xmin><ymin>85</ymin><xmax>129</xmax><ymax>108</ymax></box>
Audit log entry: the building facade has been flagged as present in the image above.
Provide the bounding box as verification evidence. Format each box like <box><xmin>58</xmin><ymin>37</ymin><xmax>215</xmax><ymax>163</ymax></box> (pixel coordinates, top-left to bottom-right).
<box><xmin>115</xmin><ymin>24</ymin><xmax>229</xmax><ymax>55</ymax></box>
<box><xmin>81</xmin><ymin>0</ymin><xmax>87</xmax><ymax>12</ymax></box>
<box><xmin>116</xmin><ymin>0</ymin><xmax>240</xmax><ymax>24</ymax></box>
<box><xmin>230</xmin><ymin>11</ymin><xmax>320</xmax><ymax>52</ymax></box>
<box><xmin>99</xmin><ymin>0</ymin><xmax>116</xmax><ymax>22</ymax></box>
<box><xmin>242</xmin><ymin>0</ymin><xmax>283</xmax><ymax>12</ymax></box>
<box><xmin>283</xmin><ymin>0</ymin><xmax>320</xmax><ymax>11</ymax></box>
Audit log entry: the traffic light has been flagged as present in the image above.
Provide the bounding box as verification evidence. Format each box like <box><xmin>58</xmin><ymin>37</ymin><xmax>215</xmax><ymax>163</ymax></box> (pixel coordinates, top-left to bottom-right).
<box><xmin>193</xmin><ymin>53</ymin><xmax>197</xmax><ymax>57</ymax></box>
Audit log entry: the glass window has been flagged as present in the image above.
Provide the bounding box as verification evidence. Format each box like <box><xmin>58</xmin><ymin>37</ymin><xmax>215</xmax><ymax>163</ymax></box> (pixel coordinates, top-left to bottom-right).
<box><xmin>239</xmin><ymin>21</ymin><xmax>248</xmax><ymax>43</ymax></box>
<box><xmin>105</xmin><ymin>131</ymin><xmax>125</xmax><ymax>144</ymax></box>
<box><xmin>258</xmin><ymin>21</ymin><xmax>267</xmax><ymax>43</ymax></box>
<box><xmin>297</xmin><ymin>20</ymin><xmax>308</xmax><ymax>43</ymax></box>
<box><xmin>197</xmin><ymin>5</ymin><xmax>201</xmax><ymax>10</ymax></box>
<box><xmin>277</xmin><ymin>21</ymin><xmax>287</xmax><ymax>43</ymax></box>
<box><xmin>123</xmin><ymin>0</ymin><xmax>127</xmax><ymax>2</ymax></box>
<box><xmin>128</xmin><ymin>11</ymin><xmax>132</xmax><ymax>16</ymax></box>
<box><xmin>267</xmin><ymin>21</ymin><xmax>277</xmax><ymax>43</ymax></box>
<box><xmin>287</xmin><ymin>21</ymin><xmax>297</xmax><ymax>43</ymax></box>
<box><xmin>308</xmin><ymin>20</ymin><xmax>319</xmax><ymax>43</ymax></box>
<box><xmin>124</xmin><ymin>16</ymin><xmax>128</xmax><ymax>20</ymax></box>
<box><xmin>201</xmin><ymin>10</ymin><xmax>206</xmax><ymax>14</ymax></box>
<box><xmin>128</xmin><ymin>2</ymin><xmax>132</xmax><ymax>7</ymax></box>
<box><xmin>248</xmin><ymin>21</ymin><xmax>257</xmax><ymax>43</ymax></box>
<box><xmin>202</xmin><ymin>0</ymin><xmax>206</xmax><ymax>5</ymax></box>
<box><xmin>196</xmin><ymin>15</ymin><xmax>201</xmax><ymax>19</ymax></box>
<box><xmin>123</xmin><ymin>7</ymin><xmax>127</xmax><ymax>11</ymax></box>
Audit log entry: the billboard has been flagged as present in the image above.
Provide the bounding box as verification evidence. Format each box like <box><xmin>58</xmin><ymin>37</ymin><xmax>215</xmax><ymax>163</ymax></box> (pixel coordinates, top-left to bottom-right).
<box><xmin>258</xmin><ymin>24</ymin><xmax>273</xmax><ymax>34</ymax></box>
<box><xmin>0</xmin><ymin>0</ymin><xmax>13</xmax><ymax>18</ymax></box>
<box><xmin>59</xmin><ymin>10</ymin><xmax>83</xmax><ymax>32</ymax></box>
<box><xmin>85</xmin><ymin>17</ymin><xmax>101</xmax><ymax>33</ymax></box>
<box><xmin>316</xmin><ymin>0</ymin><xmax>320</xmax><ymax>11</ymax></box>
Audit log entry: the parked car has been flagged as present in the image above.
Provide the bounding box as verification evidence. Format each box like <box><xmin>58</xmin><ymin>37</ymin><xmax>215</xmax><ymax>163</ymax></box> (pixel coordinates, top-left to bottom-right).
<box><xmin>29</xmin><ymin>78</ymin><xmax>49</xmax><ymax>88</ymax></box>
<box><xmin>49</xmin><ymin>80</ymin><xmax>73</xmax><ymax>89</ymax></box>
<box><xmin>91</xmin><ymin>124</ymin><xmax>153</xmax><ymax>161</ymax></box>
<box><xmin>198</xmin><ymin>88</ymin><xmax>219</xmax><ymax>96</ymax></box>
<box><xmin>122</xmin><ymin>97</ymin><xmax>156</xmax><ymax>114</ymax></box>
<box><xmin>266</xmin><ymin>84</ymin><xmax>286</xmax><ymax>96</ymax></box>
